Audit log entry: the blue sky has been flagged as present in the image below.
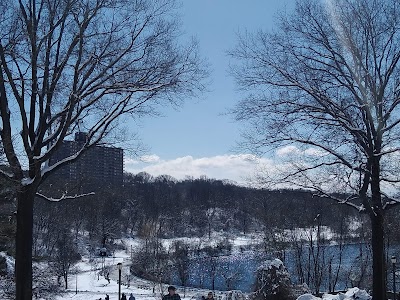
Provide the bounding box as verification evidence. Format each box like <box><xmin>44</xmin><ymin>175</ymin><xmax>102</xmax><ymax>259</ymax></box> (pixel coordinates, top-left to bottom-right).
<box><xmin>125</xmin><ymin>0</ymin><xmax>294</xmax><ymax>183</ymax></box>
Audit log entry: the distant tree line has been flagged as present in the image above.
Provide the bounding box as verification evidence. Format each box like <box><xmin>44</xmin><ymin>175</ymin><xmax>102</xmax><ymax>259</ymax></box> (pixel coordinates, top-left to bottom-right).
<box><xmin>25</xmin><ymin>171</ymin><xmax>400</xmax><ymax>253</ymax></box>
<box><xmin>0</xmin><ymin>172</ymin><xmax>388</xmax><ymax>254</ymax></box>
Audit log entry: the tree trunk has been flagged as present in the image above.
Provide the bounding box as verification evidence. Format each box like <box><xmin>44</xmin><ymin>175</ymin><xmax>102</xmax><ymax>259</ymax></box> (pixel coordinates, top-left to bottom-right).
<box><xmin>371</xmin><ymin>211</ymin><xmax>386</xmax><ymax>300</ymax></box>
<box><xmin>64</xmin><ymin>273</ymin><xmax>68</xmax><ymax>289</ymax></box>
<box><xmin>369</xmin><ymin>154</ymin><xmax>387</xmax><ymax>300</ymax></box>
<box><xmin>15</xmin><ymin>186</ymin><xmax>35</xmax><ymax>300</ymax></box>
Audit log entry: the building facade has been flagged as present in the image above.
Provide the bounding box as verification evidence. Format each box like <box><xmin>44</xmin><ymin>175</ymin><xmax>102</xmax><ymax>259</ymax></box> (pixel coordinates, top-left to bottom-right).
<box><xmin>48</xmin><ymin>132</ymin><xmax>123</xmax><ymax>187</ymax></box>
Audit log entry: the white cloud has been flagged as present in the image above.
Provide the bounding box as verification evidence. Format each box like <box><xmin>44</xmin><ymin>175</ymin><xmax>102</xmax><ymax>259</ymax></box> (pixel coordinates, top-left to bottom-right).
<box><xmin>124</xmin><ymin>157</ymin><xmax>140</xmax><ymax>165</ymax></box>
<box><xmin>276</xmin><ymin>145</ymin><xmax>326</xmax><ymax>158</ymax></box>
<box><xmin>140</xmin><ymin>154</ymin><xmax>160</xmax><ymax>163</ymax></box>
<box><xmin>276</xmin><ymin>145</ymin><xmax>301</xmax><ymax>157</ymax></box>
<box><xmin>124</xmin><ymin>154</ymin><xmax>274</xmax><ymax>185</ymax></box>
<box><xmin>304</xmin><ymin>148</ymin><xmax>327</xmax><ymax>157</ymax></box>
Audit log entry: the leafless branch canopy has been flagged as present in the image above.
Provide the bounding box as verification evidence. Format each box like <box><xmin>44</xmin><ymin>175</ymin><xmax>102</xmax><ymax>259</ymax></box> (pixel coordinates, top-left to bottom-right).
<box><xmin>229</xmin><ymin>0</ymin><xmax>400</xmax><ymax>210</ymax></box>
<box><xmin>0</xmin><ymin>0</ymin><xmax>207</xmax><ymax>188</ymax></box>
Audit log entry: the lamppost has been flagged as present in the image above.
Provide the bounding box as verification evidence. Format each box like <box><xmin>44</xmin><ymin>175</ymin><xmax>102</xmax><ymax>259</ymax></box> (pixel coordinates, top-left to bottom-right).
<box><xmin>117</xmin><ymin>262</ymin><xmax>122</xmax><ymax>300</ymax></box>
<box><xmin>392</xmin><ymin>256</ymin><xmax>397</xmax><ymax>300</ymax></box>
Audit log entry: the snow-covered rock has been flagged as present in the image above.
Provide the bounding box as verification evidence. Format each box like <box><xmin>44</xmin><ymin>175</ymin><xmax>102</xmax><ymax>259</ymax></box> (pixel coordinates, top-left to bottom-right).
<box><xmin>296</xmin><ymin>288</ymin><xmax>371</xmax><ymax>300</ymax></box>
<box><xmin>297</xmin><ymin>294</ymin><xmax>320</xmax><ymax>300</ymax></box>
<box><xmin>224</xmin><ymin>290</ymin><xmax>246</xmax><ymax>300</ymax></box>
<box><xmin>333</xmin><ymin>287</ymin><xmax>371</xmax><ymax>300</ymax></box>
<box><xmin>0</xmin><ymin>252</ymin><xmax>14</xmax><ymax>275</ymax></box>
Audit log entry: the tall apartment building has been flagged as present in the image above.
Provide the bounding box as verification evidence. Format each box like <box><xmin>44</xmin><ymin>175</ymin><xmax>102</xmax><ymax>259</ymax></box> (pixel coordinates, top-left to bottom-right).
<box><xmin>48</xmin><ymin>132</ymin><xmax>123</xmax><ymax>187</ymax></box>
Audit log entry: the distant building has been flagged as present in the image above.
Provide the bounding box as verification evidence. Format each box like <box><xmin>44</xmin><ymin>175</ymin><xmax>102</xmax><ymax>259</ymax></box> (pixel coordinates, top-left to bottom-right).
<box><xmin>48</xmin><ymin>132</ymin><xmax>123</xmax><ymax>188</ymax></box>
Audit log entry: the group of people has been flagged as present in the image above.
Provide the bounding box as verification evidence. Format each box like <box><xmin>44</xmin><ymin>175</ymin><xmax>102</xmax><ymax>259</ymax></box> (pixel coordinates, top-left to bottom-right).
<box><xmin>99</xmin><ymin>293</ymin><xmax>135</xmax><ymax>300</ymax></box>
<box><xmin>121</xmin><ymin>293</ymin><xmax>135</xmax><ymax>300</ymax></box>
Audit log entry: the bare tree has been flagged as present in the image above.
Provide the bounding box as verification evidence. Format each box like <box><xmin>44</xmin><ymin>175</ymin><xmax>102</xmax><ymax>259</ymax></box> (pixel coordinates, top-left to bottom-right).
<box><xmin>0</xmin><ymin>0</ymin><xmax>207</xmax><ymax>298</ymax></box>
<box><xmin>51</xmin><ymin>231</ymin><xmax>80</xmax><ymax>289</ymax></box>
<box><xmin>229</xmin><ymin>0</ymin><xmax>400</xmax><ymax>298</ymax></box>
<box><xmin>220</xmin><ymin>259</ymin><xmax>243</xmax><ymax>291</ymax></box>
<box><xmin>171</xmin><ymin>240</ymin><xmax>191</xmax><ymax>297</ymax></box>
<box><xmin>327</xmin><ymin>220</ymin><xmax>346</xmax><ymax>293</ymax></box>
<box><xmin>203</xmin><ymin>246</ymin><xmax>220</xmax><ymax>291</ymax></box>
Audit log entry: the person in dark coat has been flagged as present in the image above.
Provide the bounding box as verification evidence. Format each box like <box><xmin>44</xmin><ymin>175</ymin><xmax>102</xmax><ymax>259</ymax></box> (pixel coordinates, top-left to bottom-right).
<box><xmin>206</xmin><ymin>292</ymin><xmax>214</xmax><ymax>300</ymax></box>
<box><xmin>162</xmin><ymin>286</ymin><xmax>181</xmax><ymax>300</ymax></box>
<box><xmin>129</xmin><ymin>293</ymin><xmax>135</xmax><ymax>300</ymax></box>
<box><xmin>121</xmin><ymin>293</ymin><xmax>127</xmax><ymax>300</ymax></box>
<box><xmin>105</xmin><ymin>294</ymin><xmax>110</xmax><ymax>300</ymax></box>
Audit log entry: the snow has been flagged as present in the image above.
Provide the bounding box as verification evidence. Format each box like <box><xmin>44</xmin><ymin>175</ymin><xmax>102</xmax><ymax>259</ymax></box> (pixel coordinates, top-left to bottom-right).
<box><xmin>134</xmin><ymin>232</ymin><xmax>264</xmax><ymax>252</ymax></box>
<box><xmin>230</xmin><ymin>233</ymin><xmax>263</xmax><ymax>247</ymax></box>
<box><xmin>53</xmin><ymin>250</ymin><xmax>221</xmax><ymax>300</ymax></box>
<box><xmin>50</xmin><ymin>246</ymin><xmax>372</xmax><ymax>300</ymax></box>
<box><xmin>1</xmin><ymin>234</ymin><xmax>372</xmax><ymax>300</ymax></box>
<box><xmin>258</xmin><ymin>258</ymin><xmax>284</xmax><ymax>270</ymax></box>
<box><xmin>21</xmin><ymin>177</ymin><xmax>35</xmax><ymax>186</ymax></box>
<box><xmin>322</xmin><ymin>287</ymin><xmax>371</xmax><ymax>300</ymax></box>
<box><xmin>0</xmin><ymin>252</ymin><xmax>14</xmax><ymax>274</ymax></box>
<box><xmin>283</xmin><ymin>226</ymin><xmax>336</xmax><ymax>242</ymax></box>
<box><xmin>297</xmin><ymin>295</ymin><xmax>320</xmax><ymax>300</ymax></box>
<box><xmin>295</xmin><ymin>287</ymin><xmax>371</xmax><ymax>300</ymax></box>
<box><xmin>49</xmin><ymin>249</ymin><xmax>371</xmax><ymax>300</ymax></box>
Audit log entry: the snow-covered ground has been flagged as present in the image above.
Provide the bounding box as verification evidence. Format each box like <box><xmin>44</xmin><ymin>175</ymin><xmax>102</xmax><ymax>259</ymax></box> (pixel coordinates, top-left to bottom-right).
<box><xmin>53</xmin><ymin>250</ymin><xmax>372</xmax><ymax>300</ymax></box>
<box><xmin>297</xmin><ymin>288</ymin><xmax>371</xmax><ymax>300</ymax></box>
<box><xmin>51</xmin><ymin>235</ymin><xmax>371</xmax><ymax>300</ymax></box>
<box><xmin>54</xmin><ymin>249</ymin><xmax>224</xmax><ymax>300</ymax></box>
<box><xmin>1</xmin><ymin>233</ymin><xmax>372</xmax><ymax>300</ymax></box>
<box><xmin>49</xmin><ymin>233</ymin><xmax>239</xmax><ymax>299</ymax></box>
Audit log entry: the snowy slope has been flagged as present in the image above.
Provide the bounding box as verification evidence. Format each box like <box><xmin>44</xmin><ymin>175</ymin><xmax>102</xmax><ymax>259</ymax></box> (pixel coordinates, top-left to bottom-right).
<box><xmin>54</xmin><ymin>249</ymin><xmax>226</xmax><ymax>300</ymax></box>
<box><xmin>52</xmin><ymin>248</ymin><xmax>371</xmax><ymax>300</ymax></box>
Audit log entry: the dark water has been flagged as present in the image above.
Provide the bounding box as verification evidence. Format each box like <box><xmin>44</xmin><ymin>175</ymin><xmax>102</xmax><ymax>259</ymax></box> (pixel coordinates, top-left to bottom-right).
<box><xmin>171</xmin><ymin>243</ymin><xmax>376</xmax><ymax>293</ymax></box>
<box><xmin>186</xmin><ymin>251</ymin><xmax>266</xmax><ymax>292</ymax></box>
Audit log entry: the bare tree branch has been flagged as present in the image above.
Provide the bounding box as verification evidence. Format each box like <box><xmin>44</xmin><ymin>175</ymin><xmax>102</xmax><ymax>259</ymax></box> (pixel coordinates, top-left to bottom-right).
<box><xmin>0</xmin><ymin>0</ymin><xmax>208</xmax><ymax>298</ymax></box>
<box><xmin>229</xmin><ymin>1</ymin><xmax>400</xmax><ymax>298</ymax></box>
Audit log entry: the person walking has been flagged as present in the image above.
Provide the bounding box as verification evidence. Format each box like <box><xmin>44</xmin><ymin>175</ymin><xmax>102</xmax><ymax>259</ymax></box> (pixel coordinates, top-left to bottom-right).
<box><xmin>121</xmin><ymin>293</ymin><xmax>127</xmax><ymax>300</ymax></box>
<box><xmin>129</xmin><ymin>293</ymin><xmax>135</xmax><ymax>300</ymax></box>
<box><xmin>105</xmin><ymin>294</ymin><xmax>110</xmax><ymax>300</ymax></box>
<box><xmin>162</xmin><ymin>286</ymin><xmax>181</xmax><ymax>300</ymax></box>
